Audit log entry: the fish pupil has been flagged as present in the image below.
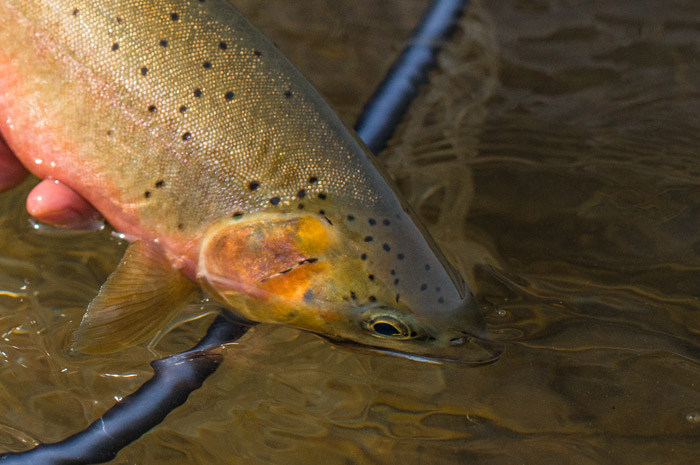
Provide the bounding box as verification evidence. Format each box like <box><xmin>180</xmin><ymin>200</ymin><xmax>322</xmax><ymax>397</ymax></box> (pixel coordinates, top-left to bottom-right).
<box><xmin>372</xmin><ymin>322</ymin><xmax>401</xmax><ymax>336</ymax></box>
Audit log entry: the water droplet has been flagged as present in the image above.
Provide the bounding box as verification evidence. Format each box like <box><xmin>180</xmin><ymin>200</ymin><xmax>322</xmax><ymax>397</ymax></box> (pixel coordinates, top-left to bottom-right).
<box><xmin>685</xmin><ymin>412</ymin><xmax>700</xmax><ymax>424</ymax></box>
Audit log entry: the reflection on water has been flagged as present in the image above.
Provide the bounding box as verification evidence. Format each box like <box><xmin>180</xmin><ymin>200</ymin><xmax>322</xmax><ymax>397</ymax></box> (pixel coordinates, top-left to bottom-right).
<box><xmin>1</xmin><ymin>0</ymin><xmax>699</xmax><ymax>463</ymax></box>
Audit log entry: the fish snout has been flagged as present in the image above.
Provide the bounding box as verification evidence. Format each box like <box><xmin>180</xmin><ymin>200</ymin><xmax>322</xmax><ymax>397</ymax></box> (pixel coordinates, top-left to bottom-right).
<box><xmin>432</xmin><ymin>328</ymin><xmax>505</xmax><ymax>365</ymax></box>
<box><xmin>421</xmin><ymin>293</ymin><xmax>504</xmax><ymax>365</ymax></box>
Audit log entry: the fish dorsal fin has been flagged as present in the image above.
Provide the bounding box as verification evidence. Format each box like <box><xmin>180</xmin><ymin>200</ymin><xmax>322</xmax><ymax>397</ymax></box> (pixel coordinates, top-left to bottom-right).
<box><xmin>73</xmin><ymin>241</ymin><xmax>198</xmax><ymax>354</ymax></box>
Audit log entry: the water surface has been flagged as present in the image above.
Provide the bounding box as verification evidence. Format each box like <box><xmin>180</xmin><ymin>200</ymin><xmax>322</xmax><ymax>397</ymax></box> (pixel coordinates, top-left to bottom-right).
<box><xmin>0</xmin><ymin>0</ymin><xmax>698</xmax><ymax>463</ymax></box>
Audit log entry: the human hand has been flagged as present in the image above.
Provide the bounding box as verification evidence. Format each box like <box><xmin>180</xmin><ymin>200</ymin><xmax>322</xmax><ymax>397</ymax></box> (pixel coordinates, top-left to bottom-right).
<box><xmin>0</xmin><ymin>133</ymin><xmax>100</xmax><ymax>229</ymax></box>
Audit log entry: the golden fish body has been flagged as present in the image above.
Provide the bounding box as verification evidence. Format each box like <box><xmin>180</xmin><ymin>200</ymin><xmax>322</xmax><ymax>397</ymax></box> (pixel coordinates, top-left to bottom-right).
<box><xmin>0</xmin><ymin>0</ymin><xmax>498</xmax><ymax>363</ymax></box>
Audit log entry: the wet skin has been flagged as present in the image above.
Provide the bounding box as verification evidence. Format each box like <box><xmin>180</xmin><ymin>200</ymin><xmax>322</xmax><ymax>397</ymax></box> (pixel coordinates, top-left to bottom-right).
<box><xmin>0</xmin><ymin>133</ymin><xmax>98</xmax><ymax>228</ymax></box>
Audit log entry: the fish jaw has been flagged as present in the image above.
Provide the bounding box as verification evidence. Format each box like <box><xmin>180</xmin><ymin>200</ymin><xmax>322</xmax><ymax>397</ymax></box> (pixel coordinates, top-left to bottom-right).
<box><xmin>316</xmin><ymin>290</ymin><xmax>503</xmax><ymax>366</ymax></box>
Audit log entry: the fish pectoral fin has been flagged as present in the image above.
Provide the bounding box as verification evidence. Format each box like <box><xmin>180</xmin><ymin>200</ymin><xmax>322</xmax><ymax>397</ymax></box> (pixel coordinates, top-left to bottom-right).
<box><xmin>73</xmin><ymin>241</ymin><xmax>198</xmax><ymax>354</ymax></box>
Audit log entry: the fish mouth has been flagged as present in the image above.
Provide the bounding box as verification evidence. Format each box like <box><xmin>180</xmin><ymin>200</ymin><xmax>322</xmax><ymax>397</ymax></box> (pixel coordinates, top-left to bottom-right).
<box><xmin>318</xmin><ymin>332</ymin><xmax>505</xmax><ymax>366</ymax></box>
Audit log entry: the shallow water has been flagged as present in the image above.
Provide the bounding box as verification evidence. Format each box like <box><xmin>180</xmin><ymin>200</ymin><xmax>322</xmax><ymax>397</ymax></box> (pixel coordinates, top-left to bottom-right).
<box><xmin>1</xmin><ymin>0</ymin><xmax>699</xmax><ymax>464</ymax></box>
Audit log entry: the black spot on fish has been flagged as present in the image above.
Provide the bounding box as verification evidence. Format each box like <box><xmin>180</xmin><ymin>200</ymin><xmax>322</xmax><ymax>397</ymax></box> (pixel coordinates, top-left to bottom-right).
<box><xmin>177</xmin><ymin>223</ymin><xmax>184</xmax><ymax>230</ymax></box>
<box><xmin>224</xmin><ymin>91</ymin><xmax>235</xmax><ymax>101</ymax></box>
<box><xmin>368</xmin><ymin>218</ymin><xmax>376</xmax><ymax>226</ymax></box>
<box><xmin>350</xmin><ymin>291</ymin><xmax>357</xmax><ymax>300</ymax></box>
<box><xmin>308</xmin><ymin>176</ymin><xmax>318</xmax><ymax>184</ymax></box>
<box><xmin>297</xmin><ymin>203</ymin><xmax>305</xmax><ymax>210</ymax></box>
<box><xmin>170</xmin><ymin>12</ymin><xmax>179</xmax><ymax>21</ymax></box>
<box><xmin>179</xmin><ymin>105</ymin><xmax>187</xmax><ymax>113</ymax></box>
<box><xmin>383</xmin><ymin>219</ymin><xmax>391</xmax><ymax>226</ymax></box>
<box><xmin>194</xmin><ymin>88</ymin><xmax>202</xmax><ymax>97</ymax></box>
<box><xmin>155</xmin><ymin>180</ymin><xmax>165</xmax><ymax>188</ymax></box>
<box><xmin>364</xmin><ymin>236</ymin><xmax>373</xmax><ymax>242</ymax></box>
<box><xmin>253</xmin><ymin>50</ymin><xmax>262</xmax><ymax>57</ymax></box>
<box><xmin>284</xmin><ymin>90</ymin><xmax>292</xmax><ymax>99</ymax></box>
<box><xmin>116</xmin><ymin>17</ymin><xmax>122</xmax><ymax>23</ymax></box>
<box><xmin>390</xmin><ymin>269</ymin><xmax>395</xmax><ymax>275</ymax></box>
<box><xmin>248</xmin><ymin>180</ymin><xmax>259</xmax><ymax>191</ymax></box>
<box><xmin>397</xmin><ymin>253</ymin><xmax>405</xmax><ymax>260</ymax></box>
<box><xmin>112</xmin><ymin>43</ymin><xmax>119</xmax><ymax>51</ymax></box>
<box><xmin>72</xmin><ymin>8</ymin><xmax>79</xmax><ymax>16</ymax></box>
<box><xmin>232</xmin><ymin>212</ymin><xmax>244</xmax><ymax>218</ymax></box>
<box><xmin>147</xmin><ymin>105</ymin><xmax>157</xmax><ymax>113</ymax></box>
<box><xmin>144</xmin><ymin>191</ymin><xmax>151</xmax><ymax>198</ymax></box>
<box><xmin>368</xmin><ymin>296</ymin><xmax>377</xmax><ymax>303</ymax></box>
<box><xmin>318</xmin><ymin>193</ymin><xmax>327</xmax><ymax>200</ymax></box>
<box><xmin>438</xmin><ymin>297</ymin><xmax>445</xmax><ymax>304</ymax></box>
<box><xmin>203</xmin><ymin>61</ymin><xmax>212</xmax><ymax>69</ymax></box>
<box><xmin>347</xmin><ymin>214</ymin><xmax>355</xmax><ymax>221</ymax></box>
<box><xmin>361</xmin><ymin>253</ymin><xmax>368</xmax><ymax>261</ymax></box>
<box><xmin>318</xmin><ymin>209</ymin><xmax>325</xmax><ymax>215</ymax></box>
<box><xmin>420</xmin><ymin>283</ymin><xmax>428</xmax><ymax>291</ymax></box>
<box><xmin>296</xmin><ymin>189</ymin><xmax>306</xmax><ymax>198</ymax></box>
<box><xmin>106</xmin><ymin>130</ymin><xmax>113</xmax><ymax>136</ymax></box>
<box><xmin>394</xmin><ymin>279</ymin><xmax>399</xmax><ymax>285</ymax></box>
<box><xmin>368</xmin><ymin>274</ymin><xmax>375</xmax><ymax>281</ymax></box>
<box><xmin>141</xmin><ymin>67</ymin><xmax>148</xmax><ymax>76</ymax></box>
<box><xmin>219</xmin><ymin>41</ymin><xmax>228</xmax><ymax>50</ymax></box>
<box><xmin>382</xmin><ymin>243</ymin><xmax>391</xmax><ymax>252</ymax></box>
<box><xmin>270</xmin><ymin>197</ymin><xmax>281</xmax><ymax>205</ymax></box>
<box><xmin>159</xmin><ymin>39</ymin><xmax>168</xmax><ymax>47</ymax></box>
<box><xmin>182</xmin><ymin>132</ymin><xmax>191</xmax><ymax>141</ymax></box>
<box><xmin>396</xmin><ymin>294</ymin><xmax>400</xmax><ymax>303</ymax></box>
<box><xmin>436</xmin><ymin>286</ymin><xmax>441</xmax><ymax>292</ymax></box>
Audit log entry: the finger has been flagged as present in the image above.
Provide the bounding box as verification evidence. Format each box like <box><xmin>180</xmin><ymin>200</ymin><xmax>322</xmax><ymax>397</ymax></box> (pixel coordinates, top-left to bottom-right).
<box><xmin>0</xmin><ymin>133</ymin><xmax>29</xmax><ymax>191</ymax></box>
<box><xmin>26</xmin><ymin>179</ymin><xmax>102</xmax><ymax>229</ymax></box>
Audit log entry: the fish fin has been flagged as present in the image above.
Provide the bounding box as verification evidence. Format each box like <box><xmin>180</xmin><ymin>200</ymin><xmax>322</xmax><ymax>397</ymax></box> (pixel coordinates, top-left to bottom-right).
<box><xmin>73</xmin><ymin>241</ymin><xmax>198</xmax><ymax>354</ymax></box>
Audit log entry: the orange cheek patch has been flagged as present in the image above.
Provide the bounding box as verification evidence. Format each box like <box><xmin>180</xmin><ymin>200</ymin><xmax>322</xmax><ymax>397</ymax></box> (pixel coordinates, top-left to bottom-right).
<box><xmin>201</xmin><ymin>214</ymin><xmax>334</xmax><ymax>293</ymax></box>
<box><xmin>295</xmin><ymin>215</ymin><xmax>331</xmax><ymax>253</ymax></box>
<box><xmin>205</xmin><ymin>220</ymin><xmax>304</xmax><ymax>285</ymax></box>
<box><xmin>259</xmin><ymin>261</ymin><xmax>329</xmax><ymax>301</ymax></box>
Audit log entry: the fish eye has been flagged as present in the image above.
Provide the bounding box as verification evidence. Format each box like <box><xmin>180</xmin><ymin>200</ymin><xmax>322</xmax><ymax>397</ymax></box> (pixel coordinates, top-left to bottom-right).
<box><xmin>373</xmin><ymin>321</ymin><xmax>403</xmax><ymax>336</ymax></box>
<box><xmin>362</xmin><ymin>313</ymin><xmax>413</xmax><ymax>340</ymax></box>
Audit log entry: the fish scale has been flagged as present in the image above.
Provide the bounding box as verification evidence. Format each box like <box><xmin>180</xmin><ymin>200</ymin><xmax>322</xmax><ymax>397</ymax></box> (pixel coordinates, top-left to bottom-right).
<box><xmin>7</xmin><ymin>0</ymin><xmax>386</xmax><ymax>229</ymax></box>
<box><xmin>0</xmin><ymin>0</ymin><xmax>500</xmax><ymax>363</ymax></box>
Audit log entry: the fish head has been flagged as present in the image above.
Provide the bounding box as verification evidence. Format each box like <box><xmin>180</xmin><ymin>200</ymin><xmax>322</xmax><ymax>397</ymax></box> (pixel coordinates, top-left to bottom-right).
<box><xmin>197</xmin><ymin>210</ymin><xmax>502</xmax><ymax>365</ymax></box>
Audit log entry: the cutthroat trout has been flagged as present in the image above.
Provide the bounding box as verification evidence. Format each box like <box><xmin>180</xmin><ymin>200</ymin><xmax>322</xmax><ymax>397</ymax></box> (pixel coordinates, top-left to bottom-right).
<box><xmin>0</xmin><ymin>0</ymin><xmax>500</xmax><ymax>363</ymax></box>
